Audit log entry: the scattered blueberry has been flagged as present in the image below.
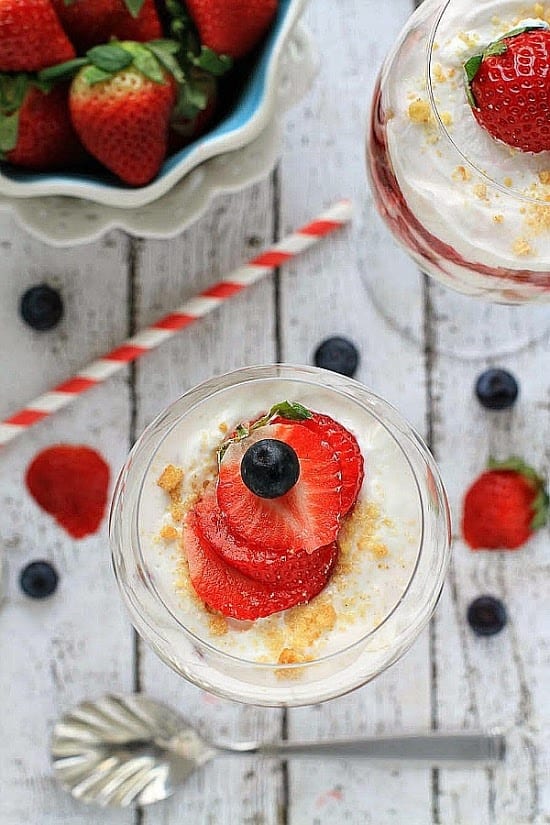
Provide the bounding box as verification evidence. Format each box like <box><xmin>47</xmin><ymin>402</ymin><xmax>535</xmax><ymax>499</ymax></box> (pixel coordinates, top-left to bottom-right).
<box><xmin>467</xmin><ymin>595</ymin><xmax>507</xmax><ymax>637</ymax></box>
<box><xmin>241</xmin><ymin>438</ymin><xmax>300</xmax><ymax>499</ymax></box>
<box><xmin>20</xmin><ymin>284</ymin><xmax>64</xmax><ymax>331</ymax></box>
<box><xmin>19</xmin><ymin>560</ymin><xmax>59</xmax><ymax>599</ymax></box>
<box><xmin>313</xmin><ymin>336</ymin><xmax>359</xmax><ymax>378</ymax></box>
<box><xmin>475</xmin><ymin>368</ymin><xmax>518</xmax><ymax>411</ymax></box>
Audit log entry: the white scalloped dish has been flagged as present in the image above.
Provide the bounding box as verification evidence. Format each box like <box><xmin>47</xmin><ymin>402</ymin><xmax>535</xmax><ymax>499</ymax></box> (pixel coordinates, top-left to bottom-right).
<box><xmin>0</xmin><ymin>23</ymin><xmax>316</xmax><ymax>245</ymax></box>
<box><xmin>0</xmin><ymin>0</ymin><xmax>308</xmax><ymax>209</ymax></box>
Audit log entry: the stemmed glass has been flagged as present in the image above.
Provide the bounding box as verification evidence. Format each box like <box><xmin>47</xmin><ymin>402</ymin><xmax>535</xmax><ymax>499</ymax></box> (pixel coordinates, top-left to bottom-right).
<box><xmin>366</xmin><ymin>0</ymin><xmax>550</xmax><ymax>357</ymax></box>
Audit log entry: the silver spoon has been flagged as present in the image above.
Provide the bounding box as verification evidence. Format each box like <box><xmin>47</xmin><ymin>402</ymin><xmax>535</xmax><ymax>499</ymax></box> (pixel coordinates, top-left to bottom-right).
<box><xmin>51</xmin><ymin>693</ymin><xmax>506</xmax><ymax>808</ymax></box>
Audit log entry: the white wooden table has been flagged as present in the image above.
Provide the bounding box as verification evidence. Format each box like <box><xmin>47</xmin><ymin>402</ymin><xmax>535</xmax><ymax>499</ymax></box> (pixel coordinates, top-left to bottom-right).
<box><xmin>1</xmin><ymin>1</ymin><xmax>549</xmax><ymax>822</ymax></box>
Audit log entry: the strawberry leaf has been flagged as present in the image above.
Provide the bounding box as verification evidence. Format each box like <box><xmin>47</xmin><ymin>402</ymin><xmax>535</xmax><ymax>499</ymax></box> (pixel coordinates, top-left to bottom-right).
<box><xmin>0</xmin><ymin>110</ymin><xmax>20</xmax><ymax>155</ymax></box>
<box><xmin>0</xmin><ymin>73</ymin><xmax>28</xmax><ymax>113</ymax></box>
<box><xmin>38</xmin><ymin>57</ymin><xmax>87</xmax><ymax>83</ymax></box>
<box><xmin>172</xmin><ymin>81</ymin><xmax>208</xmax><ymax>119</ymax></box>
<box><xmin>122</xmin><ymin>0</ymin><xmax>146</xmax><ymax>19</ymax></box>
<box><xmin>87</xmin><ymin>44</ymin><xmax>134</xmax><ymax>73</ymax></box>
<box><xmin>147</xmin><ymin>39</ymin><xmax>185</xmax><ymax>84</ymax></box>
<box><xmin>127</xmin><ymin>43</ymin><xmax>165</xmax><ymax>83</ymax></box>
<box><xmin>83</xmin><ymin>65</ymin><xmax>113</xmax><ymax>85</ymax></box>
<box><xmin>531</xmin><ymin>486</ymin><xmax>549</xmax><ymax>530</ymax></box>
<box><xmin>189</xmin><ymin>46</ymin><xmax>232</xmax><ymax>77</ymax></box>
<box><xmin>463</xmin><ymin>54</ymin><xmax>482</xmax><ymax>107</ymax></box>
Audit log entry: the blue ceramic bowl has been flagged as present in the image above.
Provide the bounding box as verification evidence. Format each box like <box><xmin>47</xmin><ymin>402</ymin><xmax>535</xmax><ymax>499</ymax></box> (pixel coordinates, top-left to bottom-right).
<box><xmin>0</xmin><ymin>0</ymin><xmax>306</xmax><ymax>208</ymax></box>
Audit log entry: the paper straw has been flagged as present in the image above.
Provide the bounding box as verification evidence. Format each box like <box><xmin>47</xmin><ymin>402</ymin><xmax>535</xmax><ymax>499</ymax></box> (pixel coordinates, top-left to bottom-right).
<box><xmin>1</xmin><ymin>200</ymin><xmax>352</xmax><ymax>447</ymax></box>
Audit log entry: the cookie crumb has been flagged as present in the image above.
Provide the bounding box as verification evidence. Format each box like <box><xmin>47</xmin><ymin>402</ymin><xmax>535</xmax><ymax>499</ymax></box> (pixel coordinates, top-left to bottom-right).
<box><xmin>452</xmin><ymin>165</ymin><xmax>471</xmax><ymax>182</ymax></box>
<box><xmin>538</xmin><ymin>170</ymin><xmax>550</xmax><ymax>185</ymax></box>
<box><xmin>503</xmin><ymin>176</ymin><xmax>513</xmax><ymax>187</ymax></box>
<box><xmin>160</xmin><ymin>524</ymin><xmax>179</xmax><ymax>542</ymax></box>
<box><xmin>512</xmin><ymin>237</ymin><xmax>532</xmax><ymax>256</ymax></box>
<box><xmin>157</xmin><ymin>465</ymin><xmax>184</xmax><ymax>504</ymax></box>
<box><xmin>473</xmin><ymin>183</ymin><xmax>489</xmax><ymax>201</ymax></box>
<box><xmin>209</xmin><ymin>614</ymin><xmax>228</xmax><ymax>636</ymax></box>
<box><xmin>408</xmin><ymin>99</ymin><xmax>431</xmax><ymax>124</ymax></box>
<box><xmin>493</xmin><ymin>214</ymin><xmax>504</xmax><ymax>224</ymax></box>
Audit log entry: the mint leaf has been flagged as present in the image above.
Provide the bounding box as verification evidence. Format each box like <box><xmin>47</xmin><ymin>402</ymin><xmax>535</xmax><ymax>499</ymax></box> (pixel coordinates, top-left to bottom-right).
<box><xmin>38</xmin><ymin>57</ymin><xmax>87</xmax><ymax>83</ymax></box>
<box><xmin>122</xmin><ymin>0</ymin><xmax>145</xmax><ymax>19</ymax></box>
<box><xmin>87</xmin><ymin>44</ymin><xmax>133</xmax><ymax>73</ymax></box>
<box><xmin>268</xmin><ymin>401</ymin><xmax>312</xmax><ymax>421</ymax></box>
<box><xmin>0</xmin><ymin>110</ymin><xmax>20</xmax><ymax>154</ymax></box>
<box><xmin>189</xmin><ymin>46</ymin><xmax>232</xmax><ymax>76</ymax></box>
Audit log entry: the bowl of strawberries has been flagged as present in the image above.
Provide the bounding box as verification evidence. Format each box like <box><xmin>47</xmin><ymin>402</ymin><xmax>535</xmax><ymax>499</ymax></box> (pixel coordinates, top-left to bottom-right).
<box><xmin>0</xmin><ymin>0</ymin><xmax>307</xmax><ymax>207</ymax></box>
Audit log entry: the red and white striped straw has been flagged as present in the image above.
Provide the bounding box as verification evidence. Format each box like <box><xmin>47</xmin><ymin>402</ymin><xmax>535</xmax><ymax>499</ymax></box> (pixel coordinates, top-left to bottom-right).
<box><xmin>0</xmin><ymin>200</ymin><xmax>352</xmax><ymax>447</ymax></box>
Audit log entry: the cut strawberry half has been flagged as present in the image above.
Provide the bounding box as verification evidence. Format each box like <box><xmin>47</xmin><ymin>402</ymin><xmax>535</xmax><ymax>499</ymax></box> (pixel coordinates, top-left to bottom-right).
<box><xmin>195</xmin><ymin>485</ymin><xmax>337</xmax><ymax>586</ymax></box>
<box><xmin>184</xmin><ymin>508</ymin><xmax>338</xmax><ymax>620</ymax></box>
<box><xmin>217</xmin><ymin>421</ymin><xmax>342</xmax><ymax>554</ymax></box>
<box><xmin>276</xmin><ymin>412</ymin><xmax>364</xmax><ymax>515</ymax></box>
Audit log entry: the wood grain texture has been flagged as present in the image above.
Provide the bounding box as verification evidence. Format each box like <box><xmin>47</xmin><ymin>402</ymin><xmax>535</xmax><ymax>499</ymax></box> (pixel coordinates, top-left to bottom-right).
<box><xmin>0</xmin><ymin>217</ymin><xmax>134</xmax><ymax>825</ymax></box>
<box><xmin>1</xmin><ymin>0</ymin><xmax>549</xmax><ymax>822</ymax></box>
<box><xmin>133</xmin><ymin>183</ymin><xmax>285</xmax><ymax>825</ymax></box>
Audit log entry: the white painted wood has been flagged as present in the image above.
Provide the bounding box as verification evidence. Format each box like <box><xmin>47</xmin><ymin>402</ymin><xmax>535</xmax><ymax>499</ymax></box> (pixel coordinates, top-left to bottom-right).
<box><xmin>279</xmin><ymin>1</ymin><xmax>436</xmax><ymax>823</ymax></box>
<box><xmin>428</xmin><ymin>279</ymin><xmax>550</xmax><ymax>825</ymax></box>
<box><xmin>133</xmin><ymin>183</ymin><xmax>285</xmax><ymax>825</ymax></box>
<box><xmin>1</xmin><ymin>0</ymin><xmax>549</xmax><ymax>823</ymax></box>
<box><xmin>0</xmin><ymin>217</ymin><xmax>134</xmax><ymax>825</ymax></box>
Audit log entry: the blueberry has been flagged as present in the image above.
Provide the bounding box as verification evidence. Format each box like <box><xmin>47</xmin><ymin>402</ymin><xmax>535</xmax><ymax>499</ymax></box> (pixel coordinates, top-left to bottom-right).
<box><xmin>467</xmin><ymin>595</ymin><xmax>507</xmax><ymax>637</ymax></box>
<box><xmin>241</xmin><ymin>438</ymin><xmax>300</xmax><ymax>499</ymax></box>
<box><xmin>313</xmin><ymin>336</ymin><xmax>359</xmax><ymax>378</ymax></box>
<box><xmin>20</xmin><ymin>284</ymin><xmax>64</xmax><ymax>331</ymax></box>
<box><xmin>475</xmin><ymin>368</ymin><xmax>518</xmax><ymax>410</ymax></box>
<box><xmin>20</xmin><ymin>561</ymin><xmax>59</xmax><ymax>599</ymax></box>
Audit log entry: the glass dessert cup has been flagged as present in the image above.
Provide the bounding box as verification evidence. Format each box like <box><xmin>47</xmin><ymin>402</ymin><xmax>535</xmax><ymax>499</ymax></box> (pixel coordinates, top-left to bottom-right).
<box><xmin>366</xmin><ymin>0</ymin><xmax>550</xmax><ymax>355</ymax></box>
<box><xmin>110</xmin><ymin>364</ymin><xmax>451</xmax><ymax>707</ymax></box>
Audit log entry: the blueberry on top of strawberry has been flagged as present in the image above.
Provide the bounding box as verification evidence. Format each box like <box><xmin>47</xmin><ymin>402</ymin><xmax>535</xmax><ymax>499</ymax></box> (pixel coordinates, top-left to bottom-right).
<box><xmin>176</xmin><ymin>401</ymin><xmax>365</xmax><ymax>621</ymax></box>
<box><xmin>464</xmin><ymin>22</ymin><xmax>550</xmax><ymax>153</ymax></box>
<box><xmin>241</xmin><ymin>438</ymin><xmax>300</xmax><ymax>499</ymax></box>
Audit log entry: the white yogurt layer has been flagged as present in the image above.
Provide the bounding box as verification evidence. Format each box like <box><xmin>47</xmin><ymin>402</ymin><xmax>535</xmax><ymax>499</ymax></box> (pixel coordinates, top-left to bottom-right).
<box><xmin>137</xmin><ymin>377</ymin><xmax>422</xmax><ymax>664</ymax></box>
<box><xmin>386</xmin><ymin>0</ymin><xmax>550</xmax><ymax>279</ymax></box>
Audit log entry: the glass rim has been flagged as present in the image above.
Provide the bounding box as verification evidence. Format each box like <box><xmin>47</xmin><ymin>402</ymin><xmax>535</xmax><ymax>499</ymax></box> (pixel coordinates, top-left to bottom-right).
<box><xmin>122</xmin><ymin>363</ymin><xmax>451</xmax><ymax>673</ymax></box>
<box><xmin>426</xmin><ymin>0</ymin><xmax>550</xmax><ymax>206</ymax></box>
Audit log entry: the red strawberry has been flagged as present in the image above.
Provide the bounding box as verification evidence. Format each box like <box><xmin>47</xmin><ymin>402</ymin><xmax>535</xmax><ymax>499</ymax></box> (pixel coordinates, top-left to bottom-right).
<box><xmin>0</xmin><ymin>75</ymin><xmax>84</xmax><ymax>170</ymax></box>
<box><xmin>461</xmin><ymin>457</ymin><xmax>549</xmax><ymax>550</ymax></box>
<box><xmin>25</xmin><ymin>445</ymin><xmax>110</xmax><ymax>539</ymax></box>
<box><xmin>283</xmin><ymin>412</ymin><xmax>364</xmax><ymax>515</ymax></box>
<box><xmin>52</xmin><ymin>0</ymin><xmax>162</xmax><ymax>54</ymax></box>
<box><xmin>464</xmin><ymin>24</ymin><xmax>550</xmax><ymax>153</ymax></box>
<box><xmin>184</xmin><ymin>507</ymin><xmax>337</xmax><ymax>620</ymax></box>
<box><xmin>185</xmin><ymin>0</ymin><xmax>278</xmax><ymax>59</ymax></box>
<box><xmin>194</xmin><ymin>485</ymin><xmax>337</xmax><ymax>586</ymax></box>
<box><xmin>217</xmin><ymin>421</ymin><xmax>342</xmax><ymax>554</ymax></box>
<box><xmin>0</xmin><ymin>0</ymin><xmax>75</xmax><ymax>72</ymax></box>
<box><xmin>69</xmin><ymin>42</ymin><xmax>177</xmax><ymax>185</ymax></box>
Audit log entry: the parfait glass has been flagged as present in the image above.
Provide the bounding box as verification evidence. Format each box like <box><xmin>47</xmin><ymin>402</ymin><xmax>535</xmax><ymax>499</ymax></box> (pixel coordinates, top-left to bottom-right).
<box><xmin>110</xmin><ymin>364</ymin><xmax>451</xmax><ymax>707</ymax></box>
<box><xmin>367</xmin><ymin>0</ymin><xmax>550</xmax><ymax>357</ymax></box>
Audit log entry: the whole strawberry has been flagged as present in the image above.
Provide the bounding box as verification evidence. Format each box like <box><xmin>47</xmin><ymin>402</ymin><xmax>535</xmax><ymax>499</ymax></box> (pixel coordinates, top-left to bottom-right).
<box><xmin>185</xmin><ymin>0</ymin><xmax>279</xmax><ymax>59</ymax></box>
<box><xmin>63</xmin><ymin>42</ymin><xmax>178</xmax><ymax>186</ymax></box>
<box><xmin>0</xmin><ymin>0</ymin><xmax>75</xmax><ymax>72</ymax></box>
<box><xmin>462</xmin><ymin>457</ymin><xmax>549</xmax><ymax>550</ymax></box>
<box><xmin>0</xmin><ymin>74</ymin><xmax>84</xmax><ymax>170</ymax></box>
<box><xmin>464</xmin><ymin>24</ymin><xmax>550</xmax><ymax>153</ymax></box>
<box><xmin>51</xmin><ymin>0</ymin><xmax>162</xmax><ymax>54</ymax></box>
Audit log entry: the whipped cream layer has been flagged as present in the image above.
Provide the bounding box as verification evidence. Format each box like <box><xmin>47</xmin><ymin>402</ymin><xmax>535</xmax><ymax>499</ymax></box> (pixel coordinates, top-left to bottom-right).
<box><xmin>138</xmin><ymin>377</ymin><xmax>422</xmax><ymax>664</ymax></box>
<box><xmin>386</xmin><ymin>0</ymin><xmax>550</xmax><ymax>276</ymax></box>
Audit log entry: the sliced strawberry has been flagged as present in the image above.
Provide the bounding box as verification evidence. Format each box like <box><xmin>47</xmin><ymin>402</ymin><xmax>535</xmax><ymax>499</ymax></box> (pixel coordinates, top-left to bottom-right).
<box><xmin>184</xmin><ymin>508</ymin><xmax>337</xmax><ymax>620</ymax></box>
<box><xmin>276</xmin><ymin>412</ymin><xmax>364</xmax><ymax>515</ymax></box>
<box><xmin>217</xmin><ymin>422</ymin><xmax>342</xmax><ymax>554</ymax></box>
<box><xmin>195</xmin><ymin>485</ymin><xmax>337</xmax><ymax>586</ymax></box>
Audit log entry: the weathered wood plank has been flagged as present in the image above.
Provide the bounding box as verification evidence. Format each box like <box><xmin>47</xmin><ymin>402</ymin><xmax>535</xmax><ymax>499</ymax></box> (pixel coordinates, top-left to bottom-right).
<box><xmin>279</xmin><ymin>1</ymin><xmax>435</xmax><ymax>822</ymax></box>
<box><xmin>0</xmin><ymin>214</ymin><xmax>134</xmax><ymax>825</ymax></box>
<box><xmin>428</xmin><ymin>286</ymin><xmax>550</xmax><ymax>824</ymax></box>
<box><xmin>133</xmin><ymin>182</ymin><xmax>285</xmax><ymax>825</ymax></box>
